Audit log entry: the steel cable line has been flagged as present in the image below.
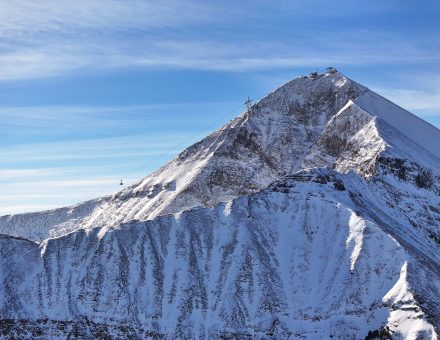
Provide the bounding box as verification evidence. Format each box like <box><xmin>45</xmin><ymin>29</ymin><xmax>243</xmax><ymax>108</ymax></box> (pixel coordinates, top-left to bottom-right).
<box><xmin>72</xmin><ymin>74</ymin><xmax>330</xmax><ymax>204</ymax></box>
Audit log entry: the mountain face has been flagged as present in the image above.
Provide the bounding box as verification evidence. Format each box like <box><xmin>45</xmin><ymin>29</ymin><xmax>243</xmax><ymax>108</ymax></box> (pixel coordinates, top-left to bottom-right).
<box><xmin>1</xmin><ymin>71</ymin><xmax>440</xmax><ymax>339</ymax></box>
<box><xmin>0</xmin><ymin>72</ymin><xmax>367</xmax><ymax>242</ymax></box>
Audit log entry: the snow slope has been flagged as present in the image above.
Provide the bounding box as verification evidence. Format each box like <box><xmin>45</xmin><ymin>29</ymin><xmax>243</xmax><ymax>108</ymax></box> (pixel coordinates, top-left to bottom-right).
<box><xmin>354</xmin><ymin>90</ymin><xmax>440</xmax><ymax>161</ymax></box>
<box><xmin>0</xmin><ymin>169</ymin><xmax>438</xmax><ymax>339</ymax></box>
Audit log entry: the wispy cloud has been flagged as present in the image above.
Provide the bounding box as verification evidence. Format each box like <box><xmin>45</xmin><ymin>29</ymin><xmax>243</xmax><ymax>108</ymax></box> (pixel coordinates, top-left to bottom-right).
<box><xmin>0</xmin><ymin>102</ymin><xmax>231</xmax><ymax>120</ymax></box>
<box><xmin>4</xmin><ymin>178</ymin><xmax>127</xmax><ymax>188</ymax></box>
<box><xmin>0</xmin><ymin>205</ymin><xmax>60</xmax><ymax>215</ymax></box>
<box><xmin>0</xmin><ymin>102</ymin><xmax>239</xmax><ymax>135</ymax></box>
<box><xmin>0</xmin><ymin>131</ymin><xmax>190</xmax><ymax>162</ymax></box>
<box><xmin>373</xmin><ymin>88</ymin><xmax>440</xmax><ymax>115</ymax></box>
<box><xmin>0</xmin><ymin>168</ymin><xmax>73</xmax><ymax>181</ymax></box>
<box><xmin>0</xmin><ymin>0</ymin><xmax>214</xmax><ymax>34</ymax></box>
<box><xmin>0</xmin><ymin>0</ymin><xmax>215</xmax><ymax>80</ymax></box>
<box><xmin>0</xmin><ymin>151</ymin><xmax>180</xmax><ymax>163</ymax></box>
<box><xmin>1</xmin><ymin>1</ymin><xmax>438</xmax><ymax>80</ymax></box>
<box><xmin>0</xmin><ymin>173</ymin><xmax>140</xmax><ymax>215</ymax></box>
<box><xmin>1</xmin><ymin>38</ymin><xmax>436</xmax><ymax>81</ymax></box>
<box><xmin>371</xmin><ymin>74</ymin><xmax>440</xmax><ymax>119</ymax></box>
<box><xmin>0</xmin><ymin>132</ymin><xmax>196</xmax><ymax>215</ymax></box>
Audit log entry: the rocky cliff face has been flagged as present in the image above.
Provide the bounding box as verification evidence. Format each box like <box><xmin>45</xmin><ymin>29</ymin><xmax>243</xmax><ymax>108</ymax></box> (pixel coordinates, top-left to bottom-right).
<box><xmin>1</xmin><ymin>71</ymin><xmax>440</xmax><ymax>339</ymax></box>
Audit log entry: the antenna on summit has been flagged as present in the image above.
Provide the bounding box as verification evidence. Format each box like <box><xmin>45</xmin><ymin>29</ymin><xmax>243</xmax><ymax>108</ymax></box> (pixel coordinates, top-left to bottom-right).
<box><xmin>245</xmin><ymin>96</ymin><xmax>252</xmax><ymax>115</ymax></box>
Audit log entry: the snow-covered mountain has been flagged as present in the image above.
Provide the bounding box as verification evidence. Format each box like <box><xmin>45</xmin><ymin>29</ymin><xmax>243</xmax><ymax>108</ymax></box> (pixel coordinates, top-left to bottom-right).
<box><xmin>0</xmin><ymin>71</ymin><xmax>367</xmax><ymax>242</ymax></box>
<box><xmin>1</xmin><ymin>71</ymin><xmax>440</xmax><ymax>339</ymax></box>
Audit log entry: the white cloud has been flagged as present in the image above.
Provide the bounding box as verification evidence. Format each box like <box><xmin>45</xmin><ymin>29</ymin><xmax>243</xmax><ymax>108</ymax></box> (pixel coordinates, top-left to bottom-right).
<box><xmin>0</xmin><ymin>173</ymin><xmax>140</xmax><ymax>216</ymax></box>
<box><xmin>0</xmin><ymin>0</ymin><xmax>216</xmax><ymax>80</ymax></box>
<box><xmin>0</xmin><ymin>151</ymin><xmax>179</xmax><ymax>162</ymax></box>
<box><xmin>0</xmin><ymin>205</ymin><xmax>60</xmax><ymax>215</ymax></box>
<box><xmin>0</xmin><ymin>103</ymin><xmax>213</xmax><ymax>145</ymax></box>
<box><xmin>0</xmin><ymin>132</ymin><xmax>187</xmax><ymax>163</ymax></box>
<box><xmin>0</xmin><ymin>102</ymin><xmax>231</xmax><ymax>121</ymax></box>
<box><xmin>0</xmin><ymin>0</ymin><xmax>214</xmax><ymax>35</ymax></box>
<box><xmin>0</xmin><ymin>131</ymin><xmax>197</xmax><ymax>216</ymax></box>
<box><xmin>4</xmin><ymin>178</ymin><xmax>124</xmax><ymax>188</ymax></box>
<box><xmin>371</xmin><ymin>74</ymin><xmax>440</xmax><ymax>118</ymax></box>
<box><xmin>0</xmin><ymin>168</ymin><xmax>74</xmax><ymax>181</ymax></box>
<box><xmin>372</xmin><ymin>88</ymin><xmax>440</xmax><ymax>115</ymax></box>
<box><xmin>1</xmin><ymin>38</ymin><xmax>437</xmax><ymax>81</ymax></box>
<box><xmin>0</xmin><ymin>1</ymin><xmax>438</xmax><ymax>80</ymax></box>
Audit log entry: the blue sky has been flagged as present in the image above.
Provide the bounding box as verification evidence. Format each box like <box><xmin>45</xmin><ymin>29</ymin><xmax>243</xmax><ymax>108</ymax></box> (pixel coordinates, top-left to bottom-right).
<box><xmin>1</xmin><ymin>0</ymin><xmax>439</xmax><ymax>215</ymax></box>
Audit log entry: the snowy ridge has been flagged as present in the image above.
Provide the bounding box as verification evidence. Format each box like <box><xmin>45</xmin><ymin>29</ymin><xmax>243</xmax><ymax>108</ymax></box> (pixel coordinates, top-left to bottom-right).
<box><xmin>354</xmin><ymin>90</ymin><xmax>440</xmax><ymax>161</ymax></box>
<box><xmin>302</xmin><ymin>100</ymin><xmax>376</xmax><ymax>173</ymax></box>
<box><xmin>0</xmin><ymin>169</ymin><xmax>438</xmax><ymax>339</ymax></box>
<box><xmin>333</xmin><ymin>116</ymin><xmax>387</xmax><ymax>178</ymax></box>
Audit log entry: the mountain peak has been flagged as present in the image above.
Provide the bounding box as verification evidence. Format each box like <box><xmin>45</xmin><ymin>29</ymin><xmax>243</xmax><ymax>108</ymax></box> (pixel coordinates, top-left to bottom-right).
<box><xmin>0</xmin><ymin>72</ymin><xmax>438</xmax><ymax>242</ymax></box>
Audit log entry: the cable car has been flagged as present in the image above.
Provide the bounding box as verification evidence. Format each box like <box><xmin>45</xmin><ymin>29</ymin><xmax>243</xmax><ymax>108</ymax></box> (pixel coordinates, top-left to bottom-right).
<box><xmin>120</xmin><ymin>180</ymin><xmax>123</xmax><ymax>185</ymax></box>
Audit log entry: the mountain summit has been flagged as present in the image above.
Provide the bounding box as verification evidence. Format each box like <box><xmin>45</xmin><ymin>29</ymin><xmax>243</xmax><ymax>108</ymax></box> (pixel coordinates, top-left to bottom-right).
<box><xmin>1</xmin><ymin>71</ymin><xmax>439</xmax><ymax>339</ymax></box>
<box><xmin>1</xmin><ymin>71</ymin><xmax>368</xmax><ymax>241</ymax></box>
